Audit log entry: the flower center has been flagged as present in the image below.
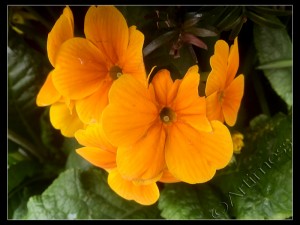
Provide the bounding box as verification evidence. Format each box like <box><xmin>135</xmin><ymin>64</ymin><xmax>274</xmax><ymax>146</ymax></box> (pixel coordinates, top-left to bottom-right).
<box><xmin>218</xmin><ymin>91</ymin><xmax>225</xmax><ymax>103</ymax></box>
<box><xmin>160</xmin><ymin>107</ymin><xmax>176</xmax><ymax>124</ymax></box>
<box><xmin>109</xmin><ymin>66</ymin><xmax>123</xmax><ymax>80</ymax></box>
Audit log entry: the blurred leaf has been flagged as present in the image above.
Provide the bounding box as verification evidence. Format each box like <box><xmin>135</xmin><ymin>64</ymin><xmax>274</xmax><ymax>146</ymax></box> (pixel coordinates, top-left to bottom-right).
<box><xmin>247</xmin><ymin>6</ymin><xmax>292</xmax><ymax>17</ymax></box>
<box><xmin>143</xmin><ymin>30</ymin><xmax>177</xmax><ymax>57</ymax></box>
<box><xmin>8</xmin><ymin>158</ymin><xmax>57</xmax><ymax>219</ymax></box>
<box><xmin>65</xmin><ymin>148</ymin><xmax>93</xmax><ymax>171</ymax></box>
<box><xmin>9</xmin><ymin>187</ymin><xmax>32</xmax><ymax>219</ymax></box>
<box><xmin>60</xmin><ymin>137</ymin><xmax>81</xmax><ymax>155</ymax></box>
<box><xmin>211</xmin><ymin>113</ymin><xmax>292</xmax><ymax>219</ymax></box>
<box><xmin>8</xmin><ymin>139</ymin><xmax>31</xmax><ymax>166</ymax></box>
<box><xmin>25</xmin><ymin>168</ymin><xmax>162</xmax><ymax>219</ymax></box>
<box><xmin>216</xmin><ymin>7</ymin><xmax>242</xmax><ymax>31</ymax></box>
<box><xmin>229</xmin><ymin>16</ymin><xmax>247</xmax><ymax>40</ymax></box>
<box><xmin>8</xmin><ymin>160</ymin><xmax>40</xmax><ymax>193</ymax></box>
<box><xmin>253</xmin><ymin>19</ymin><xmax>292</xmax><ymax>108</ymax></box>
<box><xmin>245</xmin><ymin>10</ymin><xmax>286</xmax><ymax>29</ymax></box>
<box><xmin>249</xmin><ymin>114</ymin><xmax>269</xmax><ymax>130</ymax></box>
<box><xmin>185</xmin><ymin>27</ymin><xmax>217</xmax><ymax>37</ymax></box>
<box><xmin>39</xmin><ymin>109</ymin><xmax>66</xmax><ymax>163</ymax></box>
<box><xmin>183</xmin><ymin>14</ymin><xmax>201</xmax><ymax>28</ymax></box>
<box><xmin>8</xmin><ymin>28</ymin><xmax>51</xmax><ymax>161</ymax></box>
<box><xmin>9</xmin><ymin>176</ymin><xmax>56</xmax><ymax>219</ymax></box>
<box><xmin>158</xmin><ymin>183</ymin><xmax>230</xmax><ymax>219</ymax></box>
<box><xmin>8</xmin><ymin>129</ymin><xmax>42</xmax><ymax>161</ymax></box>
<box><xmin>170</xmin><ymin>44</ymin><xmax>198</xmax><ymax>77</ymax></box>
<box><xmin>117</xmin><ymin>6</ymin><xmax>156</xmax><ymax>29</ymax></box>
<box><xmin>256</xmin><ymin>59</ymin><xmax>292</xmax><ymax>70</ymax></box>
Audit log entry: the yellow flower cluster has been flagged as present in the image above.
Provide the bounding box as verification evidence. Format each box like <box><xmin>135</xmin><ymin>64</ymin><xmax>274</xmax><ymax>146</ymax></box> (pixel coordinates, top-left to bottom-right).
<box><xmin>36</xmin><ymin>6</ymin><xmax>244</xmax><ymax>205</ymax></box>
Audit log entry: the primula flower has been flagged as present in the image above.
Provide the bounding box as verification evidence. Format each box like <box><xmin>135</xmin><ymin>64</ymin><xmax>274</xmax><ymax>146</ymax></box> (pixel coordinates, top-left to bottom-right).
<box><xmin>75</xmin><ymin>124</ymin><xmax>159</xmax><ymax>205</ymax></box>
<box><xmin>205</xmin><ymin>37</ymin><xmax>244</xmax><ymax>126</ymax></box>
<box><xmin>51</xmin><ymin>6</ymin><xmax>147</xmax><ymax>124</ymax></box>
<box><xmin>102</xmin><ymin>65</ymin><xmax>233</xmax><ymax>185</ymax></box>
<box><xmin>36</xmin><ymin>6</ymin><xmax>84</xmax><ymax>137</ymax></box>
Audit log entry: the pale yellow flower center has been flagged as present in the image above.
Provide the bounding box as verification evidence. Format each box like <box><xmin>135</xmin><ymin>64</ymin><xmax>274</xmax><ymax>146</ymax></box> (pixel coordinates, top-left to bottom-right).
<box><xmin>232</xmin><ymin>132</ymin><xmax>244</xmax><ymax>154</ymax></box>
<box><xmin>109</xmin><ymin>66</ymin><xmax>123</xmax><ymax>80</ymax></box>
<box><xmin>160</xmin><ymin>107</ymin><xmax>176</xmax><ymax>124</ymax></box>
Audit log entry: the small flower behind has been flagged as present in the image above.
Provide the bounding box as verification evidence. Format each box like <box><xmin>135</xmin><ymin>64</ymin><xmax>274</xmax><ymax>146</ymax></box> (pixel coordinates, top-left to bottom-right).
<box><xmin>231</xmin><ymin>131</ymin><xmax>245</xmax><ymax>154</ymax></box>
<box><xmin>36</xmin><ymin>6</ymin><xmax>84</xmax><ymax>137</ymax></box>
<box><xmin>205</xmin><ymin>37</ymin><xmax>244</xmax><ymax>127</ymax></box>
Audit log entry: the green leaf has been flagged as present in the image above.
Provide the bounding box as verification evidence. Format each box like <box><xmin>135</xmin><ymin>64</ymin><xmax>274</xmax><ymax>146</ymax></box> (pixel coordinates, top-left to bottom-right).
<box><xmin>216</xmin><ymin>7</ymin><xmax>242</xmax><ymax>31</ymax></box>
<box><xmin>247</xmin><ymin>6</ymin><xmax>292</xmax><ymax>17</ymax></box>
<box><xmin>9</xmin><ymin>176</ymin><xmax>56</xmax><ymax>219</ymax></box>
<box><xmin>211</xmin><ymin>113</ymin><xmax>292</xmax><ymax>219</ymax></box>
<box><xmin>245</xmin><ymin>10</ymin><xmax>286</xmax><ymax>29</ymax></box>
<box><xmin>8</xmin><ymin>28</ymin><xmax>51</xmax><ymax>161</ymax></box>
<box><xmin>39</xmin><ymin>109</ymin><xmax>66</xmax><ymax>163</ymax></box>
<box><xmin>8</xmin><ymin>139</ymin><xmax>31</xmax><ymax>166</ymax></box>
<box><xmin>65</xmin><ymin>147</ymin><xmax>93</xmax><ymax>171</ymax></box>
<box><xmin>256</xmin><ymin>59</ymin><xmax>292</xmax><ymax>70</ymax></box>
<box><xmin>116</xmin><ymin>6</ymin><xmax>156</xmax><ymax>29</ymax></box>
<box><xmin>229</xmin><ymin>16</ymin><xmax>246</xmax><ymax>40</ymax></box>
<box><xmin>25</xmin><ymin>168</ymin><xmax>162</xmax><ymax>219</ymax></box>
<box><xmin>253</xmin><ymin>19</ymin><xmax>292</xmax><ymax>108</ymax></box>
<box><xmin>8</xmin><ymin>160</ymin><xmax>40</xmax><ymax>193</ymax></box>
<box><xmin>159</xmin><ymin>183</ymin><xmax>230</xmax><ymax>219</ymax></box>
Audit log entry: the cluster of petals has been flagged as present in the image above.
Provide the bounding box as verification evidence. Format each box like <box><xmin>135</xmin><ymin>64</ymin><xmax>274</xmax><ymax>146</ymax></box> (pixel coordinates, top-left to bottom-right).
<box><xmin>76</xmin><ymin>65</ymin><xmax>234</xmax><ymax>205</ymax></box>
<box><xmin>36</xmin><ymin>5</ymin><xmax>244</xmax><ymax>206</ymax></box>
<box><xmin>36</xmin><ymin>5</ymin><xmax>146</xmax><ymax>136</ymax></box>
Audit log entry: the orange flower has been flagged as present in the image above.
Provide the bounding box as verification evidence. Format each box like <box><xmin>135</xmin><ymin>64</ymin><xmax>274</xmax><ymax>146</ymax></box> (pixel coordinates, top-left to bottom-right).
<box><xmin>52</xmin><ymin>6</ymin><xmax>147</xmax><ymax>124</ymax></box>
<box><xmin>75</xmin><ymin>123</ymin><xmax>159</xmax><ymax>205</ymax></box>
<box><xmin>102</xmin><ymin>65</ymin><xmax>233</xmax><ymax>185</ymax></box>
<box><xmin>36</xmin><ymin>6</ymin><xmax>84</xmax><ymax>137</ymax></box>
<box><xmin>205</xmin><ymin>37</ymin><xmax>244</xmax><ymax>126</ymax></box>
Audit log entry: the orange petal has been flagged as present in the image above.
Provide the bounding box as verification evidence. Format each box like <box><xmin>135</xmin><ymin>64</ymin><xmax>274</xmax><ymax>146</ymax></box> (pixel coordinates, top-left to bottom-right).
<box><xmin>76</xmin><ymin>147</ymin><xmax>116</xmax><ymax>169</ymax></box>
<box><xmin>102</xmin><ymin>75</ymin><xmax>158</xmax><ymax>147</ymax></box>
<box><xmin>173</xmin><ymin>66</ymin><xmax>212</xmax><ymax>132</ymax></box>
<box><xmin>76</xmin><ymin>80</ymin><xmax>112</xmax><ymax>124</ymax></box>
<box><xmin>116</xmin><ymin>123</ymin><xmax>165</xmax><ymax>182</ymax></box>
<box><xmin>75</xmin><ymin>123</ymin><xmax>116</xmax><ymax>151</ymax></box>
<box><xmin>223</xmin><ymin>74</ymin><xmax>244</xmax><ymax>126</ymax></box>
<box><xmin>159</xmin><ymin>168</ymin><xmax>181</xmax><ymax>183</ymax></box>
<box><xmin>196</xmin><ymin>120</ymin><xmax>233</xmax><ymax>169</ymax></box>
<box><xmin>52</xmin><ymin>37</ymin><xmax>108</xmax><ymax>99</ymax></box>
<box><xmin>84</xmin><ymin>6</ymin><xmax>128</xmax><ymax>64</ymax></box>
<box><xmin>205</xmin><ymin>40</ymin><xmax>228</xmax><ymax>96</ymax></box>
<box><xmin>36</xmin><ymin>70</ymin><xmax>61</xmax><ymax>106</ymax></box>
<box><xmin>226</xmin><ymin>37</ymin><xmax>239</xmax><ymax>86</ymax></box>
<box><xmin>166</xmin><ymin>122</ymin><xmax>217</xmax><ymax>184</ymax></box>
<box><xmin>50</xmin><ymin>102</ymin><xmax>84</xmax><ymax>137</ymax></box>
<box><xmin>120</xmin><ymin>26</ymin><xmax>147</xmax><ymax>84</ymax></box>
<box><xmin>205</xmin><ymin>91</ymin><xmax>224</xmax><ymax>123</ymax></box>
<box><xmin>47</xmin><ymin>6</ymin><xmax>74</xmax><ymax>67</ymax></box>
<box><xmin>108</xmin><ymin>169</ymin><xmax>159</xmax><ymax>205</ymax></box>
<box><xmin>151</xmin><ymin>69</ymin><xmax>173</xmax><ymax>106</ymax></box>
